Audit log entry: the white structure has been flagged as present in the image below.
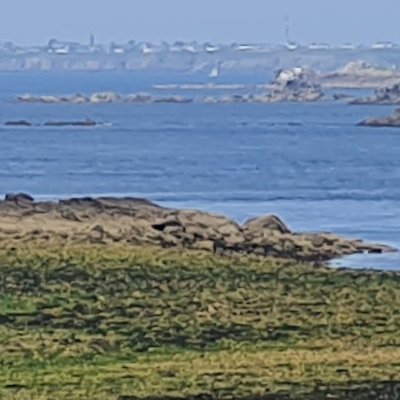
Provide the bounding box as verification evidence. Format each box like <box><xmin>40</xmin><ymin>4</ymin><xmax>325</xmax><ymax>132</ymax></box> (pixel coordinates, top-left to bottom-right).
<box><xmin>235</xmin><ymin>44</ymin><xmax>257</xmax><ymax>52</ymax></box>
<box><xmin>308</xmin><ymin>42</ymin><xmax>331</xmax><ymax>50</ymax></box>
<box><xmin>285</xmin><ymin>41</ymin><xmax>299</xmax><ymax>51</ymax></box>
<box><xmin>140</xmin><ymin>44</ymin><xmax>155</xmax><ymax>55</ymax></box>
<box><xmin>205</xmin><ymin>45</ymin><xmax>219</xmax><ymax>54</ymax></box>
<box><xmin>54</xmin><ymin>46</ymin><xmax>69</xmax><ymax>55</ymax></box>
<box><xmin>372</xmin><ymin>41</ymin><xmax>395</xmax><ymax>49</ymax></box>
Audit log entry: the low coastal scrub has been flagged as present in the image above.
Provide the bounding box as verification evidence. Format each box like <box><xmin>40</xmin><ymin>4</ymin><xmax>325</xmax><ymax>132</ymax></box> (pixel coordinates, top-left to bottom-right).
<box><xmin>0</xmin><ymin>244</ymin><xmax>399</xmax><ymax>399</ymax></box>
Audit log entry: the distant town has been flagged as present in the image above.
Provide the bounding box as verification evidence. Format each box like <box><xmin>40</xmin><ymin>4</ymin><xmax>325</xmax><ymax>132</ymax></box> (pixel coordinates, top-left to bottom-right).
<box><xmin>1</xmin><ymin>37</ymin><xmax>400</xmax><ymax>73</ymax></box>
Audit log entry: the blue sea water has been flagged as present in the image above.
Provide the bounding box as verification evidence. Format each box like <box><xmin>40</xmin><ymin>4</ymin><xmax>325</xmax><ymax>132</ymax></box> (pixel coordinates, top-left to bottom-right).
<box><xmin>0</xmin><ymin>72</ymin><xmax>399</xmax><ymax>270</ymax></box>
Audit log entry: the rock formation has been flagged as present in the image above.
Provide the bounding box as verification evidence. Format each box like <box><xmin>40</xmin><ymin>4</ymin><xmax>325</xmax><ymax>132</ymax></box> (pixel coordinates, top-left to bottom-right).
<box><xmin>351</xmin><ymin>84</ymin><xmax>400</xmax><ymax>105</ymax></box>
<box><xmin>359</xmin><ymin>108</ymin><xmax>400</xmax><ymax>127</ymax></box>
<box><xmin>43</xmin><ymin>119</ymin><xmax>97</xmax><ymax>127</ymax></box>
<box><xmin>16</xmin><ymin>92</ymin><xmax>193</xmax><ymax>105</ymax></box>
<box><xmin>4</xmin><ymin>119</ymin><xmax>98</xmax><ymax>127</ymax></box>
<box><xmin>321</xmin><ymin>61</ymin><xmax>400</xmax><ymax>89</ymax></box>
<box><xmin>0</xmin><ymin>194</ymin><xmax>395</xmax><ymax>262</ymax></box>
<box><xmin>265</xmin><ymin>67</ymin><xmax>325</xmax><ymax>102</ymax></box>
<box><xmin>4</xmin><ymin>120</ymin><xmax>32</xmax><ymax>126</ymax></box>
<box><xmin>15</xmin><ymin>77</ymin><xmax>325</xmax><ymax>105</ymax></box>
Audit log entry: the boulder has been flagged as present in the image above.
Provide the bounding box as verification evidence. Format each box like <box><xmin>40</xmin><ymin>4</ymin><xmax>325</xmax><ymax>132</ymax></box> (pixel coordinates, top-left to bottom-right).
<box><xmin>4</xmin><ymin>193</ymin><xmax>34</xmax><ymax>207</ymax></box>
<box><xmin>243</xmin><ymin>215</ymin><xmax>291</xmax><ymax>235</ymax></box>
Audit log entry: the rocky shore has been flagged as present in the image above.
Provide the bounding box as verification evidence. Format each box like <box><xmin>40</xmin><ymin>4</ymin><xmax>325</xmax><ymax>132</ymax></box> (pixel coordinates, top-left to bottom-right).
<box><xmin>15</xmin><ymin>70</ymin><xmax>326</xmax><ymax>105</ymax></box>
<box><xmin>359</xmin><ymin>108</ymin><xmax>400</xmax><ymax>127</ymax></box>
<box><xmin>17</xmin><ymin>92</ymin><xmax>194</xmax><ymax>104</ymax></box>
<box><xmin>0</xmin><ymin>193</ymin><xmax>394</xmax><ymax>262</ymax></box>
<box><xmin>351</xmin><ymin>84</ymin><xmax>400</xmax><ymax>105</ymax></box>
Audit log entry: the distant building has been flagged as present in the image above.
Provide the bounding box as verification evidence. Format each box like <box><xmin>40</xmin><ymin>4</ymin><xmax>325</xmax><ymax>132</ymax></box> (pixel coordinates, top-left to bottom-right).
<box><xmin>235</xmin><ymin>44</ymin><xmax>257</xmax><ymax>52</ymax></box>
<box><xmin>204</xmin><ymin>43</ymin><xmax>220</xmax><ymax>54</ymax></box>
<box><xmin>339</xmin><ymin>43</ymin><xmax>356</xmax><ymax>50</ymax></box>
<box><xmin>308</xmin><ymin>42</ymin><xmax>331</xmax><ymax>50</ymax></box>
<box><xmin>372</xmin><ymin>41</ymin><xmax>395</xmax><ymax>50</ymax></box>
<box><xmin>140</xmin><ymin>43</ymin><xmax>155</xmax><ymax>55</ymax></box>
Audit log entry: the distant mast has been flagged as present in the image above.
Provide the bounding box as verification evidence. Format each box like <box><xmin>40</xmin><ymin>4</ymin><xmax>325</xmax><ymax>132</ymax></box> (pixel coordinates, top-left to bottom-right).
<box><xmin>285</xmin><ymin>17</ymin><xmax>290</xmax><ymax>44</ymax></box>
<box><xmin>285</xmin><ymin>17</ymin><xmax>298</xmax><ymax>51</ymax></box>
<box><xmin>90</xmin><ymin>34</ymin><xmax>95</xmax><ymax>48</ymax></box>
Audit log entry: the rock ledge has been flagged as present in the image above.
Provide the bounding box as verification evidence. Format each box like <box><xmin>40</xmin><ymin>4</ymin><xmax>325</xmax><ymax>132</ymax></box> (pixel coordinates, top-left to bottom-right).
<box><xmin>0</xmin><ymin>194</ymin><xmax>395</xmax><ymax>262</ymax></box>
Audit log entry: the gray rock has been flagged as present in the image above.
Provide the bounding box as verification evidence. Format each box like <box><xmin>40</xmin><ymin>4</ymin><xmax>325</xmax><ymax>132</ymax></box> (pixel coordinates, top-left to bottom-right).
<box><xmin>5</xmin><ymin>120</ymin><xmax>32</xmax><ymax>126</ymax></box>
<box><xmin>359</xmin><ymin>108</ymin><xmax>400</xmax><ymax>127</ymax></box>
<box><xmin>4</xmin><ymin>193</ymin><xmax>34</xmax><ymax>207</ymax></box>
<box><xmin>0</xmin><ymin>195</ymin><xmax>395</xmax><ymax>262</ymax></box>
<box><xmin>43</xmin><ymin>119</ymin><xmax>97</xmax><ymax>127</ymax></box>
<box><xmin>265</xmin><ymin>67</ymin><xmax>325</xmax><ymax>103</ymax></box>
<box><xmin>243</xmin><ymin>215</ymin><xmax>291</xmax><ymax>235</ymax></box>
<box><xmin>89</xmin><ymin>92</ymin><xmax>120</xmax><ymax>104</ymax></box>
<box><xmin>351</xmin><ymin>84</ymin><xmax>400</xmax><ymax>105</ymax></box>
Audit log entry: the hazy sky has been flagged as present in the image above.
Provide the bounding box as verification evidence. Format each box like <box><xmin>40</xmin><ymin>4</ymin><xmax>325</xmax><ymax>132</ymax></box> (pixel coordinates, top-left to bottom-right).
<box><xmin>1</xmin><ymin>0</ymin><xmax>399</xmax><ymax>45</ymax></box>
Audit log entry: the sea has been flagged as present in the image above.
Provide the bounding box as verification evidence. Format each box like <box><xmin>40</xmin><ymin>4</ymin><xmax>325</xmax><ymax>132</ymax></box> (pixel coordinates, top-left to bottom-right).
<box><xmin>0</xmin><ymin>71</ymin><xmax>399</xmax><ymax>270</ymax></box>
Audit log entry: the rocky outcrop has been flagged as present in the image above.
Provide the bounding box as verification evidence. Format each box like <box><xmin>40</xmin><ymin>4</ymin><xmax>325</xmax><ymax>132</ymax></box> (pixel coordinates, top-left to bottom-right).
<box><xmin>0</xmin><ymin>194</ymin><xmax>395</xmax><ymax>262</ymax></box>
<box><xmin>265</xmin><ymin>67</ymin><xmax>325</xmax><ymax>102</ymax></box>
<box><xmin>43</xmin><ymin>119</ymin><xmax>97</xmax><ymax>127</ymax></box>
<box><xmin>321</xmin><ymin>61</ymin><xmax>400</xmax><ymax>89</ymax></box>
<box><xmin>15</xmin><ymin>77</ymin><xmax>325</xmax><ymax>105</ymax></box>
<box><xmin>5</xmin><ymin>120</ymin><xmax>32</xmax><ymax>126</ymax></box>
<box><xmin>359</xmin><ymin>108</ymin><xmax>400</xmax><ymax>127</ymax></box>
<box><xmin>351</xmin><ymin>84</ymin><xmax>400</xmax><ymax>105</ymax></box>
<box><xmin>4</xmin><ymin>119</ymin><xmax>99</xmax><ymax>127</ymax></box>
<box><xmin>16</xmin><ymin>92</ymin><xmax>193</xmax><ymax>105</ymax></box>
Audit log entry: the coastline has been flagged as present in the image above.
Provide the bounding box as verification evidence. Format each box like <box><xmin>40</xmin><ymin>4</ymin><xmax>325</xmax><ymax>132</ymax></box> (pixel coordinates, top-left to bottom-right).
<box><xmin>0</xmin><ymin>193</ymin><xmax>395</xmax><ymax>263</ymax></box>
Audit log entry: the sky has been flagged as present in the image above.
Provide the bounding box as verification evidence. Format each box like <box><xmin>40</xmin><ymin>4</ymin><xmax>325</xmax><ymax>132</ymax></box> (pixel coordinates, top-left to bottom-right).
<box><xmin>1</xmin><ymin>0</ymin><xmax>399</xmax><ymax>45</ymax></box>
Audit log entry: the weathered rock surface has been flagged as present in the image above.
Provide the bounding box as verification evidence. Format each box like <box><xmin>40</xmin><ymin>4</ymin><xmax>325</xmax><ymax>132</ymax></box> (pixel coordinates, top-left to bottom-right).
<box><xmin>321</xmin><ymin>61</ymin><xmax>400</xmax><ymax>89</ymax></box>
<box><xmin>0</xmin><ymin>194</ymin><xmax>395</xmax><ymax>262</ymax></box>
<box><xmin>266</xmin><ymin>67</ymin><xmax>325</xmax><ymax>102</ymax></box>
<box><xmin>351</xmin><ymin>84</ymin><xmax>400</xmax><ymax>105</ymax></box>
<box><xmin>359</xmin><ymin>108</ymin><xmax>400</xmax><ymax>127</ymax></box>
<box><xmin>17</xmin><ymin>92</ymin><xmax>193</xmax><ymax>105</ymax></box>
<box><xmin>15</xmin><ymin>77</ymin><xmax>325</xmax><ymax>105</ymax></box>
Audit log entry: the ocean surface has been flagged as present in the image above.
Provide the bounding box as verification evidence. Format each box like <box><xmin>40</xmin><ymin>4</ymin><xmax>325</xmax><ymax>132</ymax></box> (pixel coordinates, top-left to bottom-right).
<box><xmin>0</xmin><ymin>72</ymin><xmax>399</xmax><ymax>270</ymax></box>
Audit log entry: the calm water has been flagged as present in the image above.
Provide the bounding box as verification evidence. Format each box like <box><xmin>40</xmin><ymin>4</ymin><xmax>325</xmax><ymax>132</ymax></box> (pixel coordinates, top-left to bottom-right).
<box><xmin>0</xmin><ymin>72</ymin><xmax>399</xmax><ymax>270</ymax></box>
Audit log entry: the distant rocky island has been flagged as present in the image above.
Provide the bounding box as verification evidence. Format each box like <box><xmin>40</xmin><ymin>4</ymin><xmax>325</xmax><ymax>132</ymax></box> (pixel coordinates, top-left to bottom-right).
<box><xmin>5</xmin><ymin>119</ymin><xmax>98</xmax><ymax>127</ymax></box>
<box><xmin>359</xmin><ymin>108</ymin><xmax>400</xmax><ymax>127</ymax></box>
<box><xmin>15</xmin><ymin>62</ymin><xmax>400</xmax><ymax>106</ymax></box>
<box><xmin>351</xmin><ymin>84</ymin><xmax>400</xmax><ymax>105</ymax></box>
<box><xmin>14</xmin><ymin>68</ymin><xmax>327</xmax><ymax>105</ymax></box>
<box><xmin>17</xmin><ymin>93</ymin><xmax>194</xmax><ymax>104</ymax></box>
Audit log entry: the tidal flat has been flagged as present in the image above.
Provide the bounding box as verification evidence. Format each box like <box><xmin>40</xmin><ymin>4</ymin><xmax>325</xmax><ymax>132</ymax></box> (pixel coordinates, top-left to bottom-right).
<box><xmin>0</xmin><ymin>243</ymin><xmax>399</xmax><ymax>399</ymax></box>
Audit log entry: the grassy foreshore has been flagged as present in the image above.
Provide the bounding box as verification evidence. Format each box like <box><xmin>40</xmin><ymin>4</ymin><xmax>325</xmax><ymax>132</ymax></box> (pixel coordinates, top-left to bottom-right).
<box><xmin>0</xmin><ymin>243</ymin><xmax>399</xmax><ymax>399</ymax></box>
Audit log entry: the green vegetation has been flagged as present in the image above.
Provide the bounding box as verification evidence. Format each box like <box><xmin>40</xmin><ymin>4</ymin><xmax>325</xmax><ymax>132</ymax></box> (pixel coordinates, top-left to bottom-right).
<box><xmin>0</xmin><ymin>244</ymin><xmax>399</xmax><ymax>399</ymax></box>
